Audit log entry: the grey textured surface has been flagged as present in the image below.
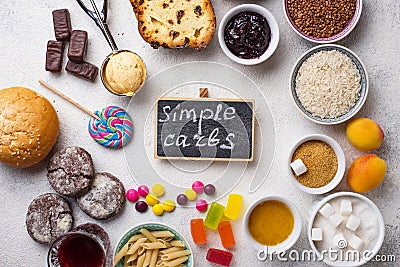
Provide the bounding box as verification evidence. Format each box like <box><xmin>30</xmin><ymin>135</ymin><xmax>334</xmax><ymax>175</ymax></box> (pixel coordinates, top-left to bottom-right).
<box><xmin>0</xmin><ymin>0</ymin><xmax>399</xmax><ymax>266</ymax></box>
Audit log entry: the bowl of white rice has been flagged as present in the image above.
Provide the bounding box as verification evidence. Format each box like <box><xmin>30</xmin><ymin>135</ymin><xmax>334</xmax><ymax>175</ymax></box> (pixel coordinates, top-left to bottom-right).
<box><xmin>290</xmin><ymin>44</ymin><xmax>368</xmax><ymax>124</ymax></box>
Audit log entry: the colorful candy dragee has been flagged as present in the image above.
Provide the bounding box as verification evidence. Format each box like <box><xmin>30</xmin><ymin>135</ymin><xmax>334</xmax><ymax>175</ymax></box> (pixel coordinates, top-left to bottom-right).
<box><xmin>152</xmin><ymin>184</ymin><xmax>165</xmax><ymax>197</ymax></box>
<box><xmin>185</xmin><ymin>189</ymin><xmax>197</xmax><ymax>201</ymax></box>
<box><xmin>177</xmin><ymin>194</ymin><xmax>188</xmax><ymax>205</ymax></box>
<box><xmin>88</xmin><ymin>106</ymin><xmax>133</xmax><ymax>148</ymax></box>
<box><xmin>135</xmin><ymin>201</ymin><xmax>148</xmax><ymax>212</ymax></box>
<box><xmin>196</xmin><ymin>199</ymin><xmax>208</xmax><ymax>212</ymax></box>
<box><xmin>125</xmin><ymin>189</ymin><xmax>139</xmax><ymax>202</ymax></box>
<box><xmin>138</xmin><ymin>185</ymin><xmax>149</xmax><ymax>197</ymax></box>
<box><xmin>152</xmin><ymin>204</ymin><xmax>164</xmax><ymax>216</ymax></box>
<box><xmin>204</xmin><ymin>184</ymin><xmax>216</xmax><ymax>195</ymax></box>
<box><xmin>162</xmin><ymin>200</ymin><xmax>176</xmax><ymax>212</ymax></box>
<box><xmin>192</xmin><ymin>181</ymin><xmax>204</xmax><ymax>193</ymax></box>
<box><xmin>145</xmin><ymin>194</ymin><xmax>159</xmax><ymax>206</ymax></box>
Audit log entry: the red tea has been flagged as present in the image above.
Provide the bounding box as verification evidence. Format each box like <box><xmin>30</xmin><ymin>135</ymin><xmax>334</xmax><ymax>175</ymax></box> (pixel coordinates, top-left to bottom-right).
<box><xmin>58</xmin><ymin>233</ymin><xmax>105</xmax><ymax>267</ymax></box>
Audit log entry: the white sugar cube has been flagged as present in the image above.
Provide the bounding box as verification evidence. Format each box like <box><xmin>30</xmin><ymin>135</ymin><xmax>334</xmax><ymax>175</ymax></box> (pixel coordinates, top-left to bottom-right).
<box><xmin>329</xmin><ymin>213</ymin><xmax>345</xmax><ymax>228</ymax></box>
<box><xmin>349</xmin><ymin>235</ymin><xmax>364</xmax><ymax>250</ymax></box>
<box><xmin>319</xmin><ymin>203</ymin><xmax>334</xmax><ymax>218</ymax></box>
<box><xmin>290</xmin><ymin>159</ymin><xmax>307</xmax><ymax>176</ymax></box>
<box><xmin>311</xmin><ymin>228</ymin><xmax>323</xmax><ymax>241</ymax></box>
<box><xmin>340</xmin><ymin>199</ymin><xmax>352</xmax><ymax>216</ymax></box>
<box><xmin>346</xmin><ymin>214</ymin><xmax>361</xmax><ymax>231</ymax></box>
<box><xmin>333</xmin><ymin>233</ymin><xmax>347</xmax><ymax>249</ymax></box>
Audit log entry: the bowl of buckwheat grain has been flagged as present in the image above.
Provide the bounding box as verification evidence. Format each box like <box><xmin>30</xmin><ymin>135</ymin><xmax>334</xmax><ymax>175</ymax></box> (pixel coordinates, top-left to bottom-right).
<box><xmin>283</xmin><ymin>0</ymin><xmax>362</xmax><ymax>43</ymax></box>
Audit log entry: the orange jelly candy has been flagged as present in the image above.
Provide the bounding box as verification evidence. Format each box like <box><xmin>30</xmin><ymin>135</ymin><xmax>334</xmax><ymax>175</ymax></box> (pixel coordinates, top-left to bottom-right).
<box><xmin>218</xmin><ymin>221</ymin><xmax>236</xmax><ymax>248</ymax></box>
<box><xmin>190</xmin><ymin>218</ymin><xmax>207</xmax><ymax>244</ymax></box>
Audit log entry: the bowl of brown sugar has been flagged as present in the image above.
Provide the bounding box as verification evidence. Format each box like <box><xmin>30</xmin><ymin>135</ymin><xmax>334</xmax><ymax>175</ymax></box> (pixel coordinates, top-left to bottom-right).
<box><xmin>283</xmin><ymin>0</ymin><xmax>362</xmax><ymax>43</ymax></box>
<box><xmin>288</xmin><ymin>134</ymin><xmax>345</xmax><ymax>194</ymax></box>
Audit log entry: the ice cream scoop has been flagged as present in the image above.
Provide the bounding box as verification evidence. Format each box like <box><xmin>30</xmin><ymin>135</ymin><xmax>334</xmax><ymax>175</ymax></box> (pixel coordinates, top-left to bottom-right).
<box><xmin>76</xmin><ymin>0</ymin><xmax>146</xmax><ymax>96</ymax></box>
<box><xmin>101</xmin><ymin>50</ymin><xmax>146</xmax><ymax>96</ymax></box>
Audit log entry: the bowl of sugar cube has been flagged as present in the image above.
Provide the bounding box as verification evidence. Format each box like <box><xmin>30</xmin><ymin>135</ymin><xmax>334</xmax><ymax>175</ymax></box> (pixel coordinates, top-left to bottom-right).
<box><xmin>308</xmin><ymin>192</ymin><xmax>384</xmax><ymax>266</ymax></box>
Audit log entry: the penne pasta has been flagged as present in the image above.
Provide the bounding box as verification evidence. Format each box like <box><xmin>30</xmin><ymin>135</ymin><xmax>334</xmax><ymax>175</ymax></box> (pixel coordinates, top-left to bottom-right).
<box><xmin>151</xmin><ymin>231</ymin><xmax>175</xmax><ymax>239</ymax></box>
<box><xmin>127</xmin><ymin>238</ymin><xmax>148</xmax><ymax>255</ymax></box>
<box><xmin>164</xmin><ymin>256</ymin><xmax>189</xmax><ymax>267</ymax></box>
<box><xmin>127</xmin><ymin>252</ymin><xmax>139</xmax><ymax>263</ymax></box>
<box><xmin>157</xmin><ymin>239</ymin><xmax>172</xmax><ymax>248</ymax></box>
<box><xmin>140</xmin><ymin>229</ymin><xmax>158</xmax><ymax>243</ymax></box>
<box><xmin>159</xmin><ymin>247</ymin><xmax>182</xmax><ymax>255</ymax></box>
<box><xmin>149</xmin><ymin>249</ymin><xmax>159</xmax><ymax>267</ymax></box>
<box><xmin>160</xmin><ymin>250</ymin><xmax>190</xmax><ymax>261</ymax></box>
<box><xmin>115</xmin><ymin>228</ymin><xmax>190</xmax><ymax>267</ymax></box>
<box><xmin>128</xmin><ymin>234</ymin><xmax>146</xmax><ymax>243</ymax></box>
<box><xmin>138</xmin><ymin>246</ymin><xmax>146</xmax><ymax>256</ymax></box>
<box><xmin>170</xmin><ymin>240</ymin><xmax>185</xmax><ymax>248</ymax></box>
<box><xmin>164</xmin><ymin>236</ymin><xmax>174</xmax><ymax>242</ymax></box>
<box><xmin>115</xmin><ymin>243</ymin><xmax>130</xmax><ymax>266</ymax></box>
<box><xmin>141</xmin><ymin>242</ymin><xmax>167</xmax><ymax>250</ymax></box>
<box><xmin>137</xmin><ymin>253</ymin><xmax>146</xmax><ymax>267</ymax></box>
<box><xmin>143</xmin><ymin>249</ymin><xmax>152</xmax><ymax>267</ymax></box>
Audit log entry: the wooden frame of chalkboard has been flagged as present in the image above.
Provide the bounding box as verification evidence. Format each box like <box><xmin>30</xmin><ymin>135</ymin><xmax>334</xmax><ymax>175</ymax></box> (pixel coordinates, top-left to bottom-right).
<box><xmin>154</xmin><ymin>97</ymin><xmax>255</xmax><ymax>161</ymax></box>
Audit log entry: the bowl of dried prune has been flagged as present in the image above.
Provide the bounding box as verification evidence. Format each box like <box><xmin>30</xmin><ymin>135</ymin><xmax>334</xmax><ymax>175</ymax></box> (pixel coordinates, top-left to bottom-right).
<box><xmin>284</xmin><ymin>0</ymin><xmax>362</xmax><ymax>43</ymax></box>
<box><xmin>218</xmin><ymin>4</ymin><xmax>279</xmax><ymax>65</ymax></box>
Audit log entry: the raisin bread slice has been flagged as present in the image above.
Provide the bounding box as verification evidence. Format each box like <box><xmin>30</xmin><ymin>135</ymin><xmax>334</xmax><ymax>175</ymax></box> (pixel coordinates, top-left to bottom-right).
<box><xmin>130</xmin><ymin>0</ymin><xmax>216</xmax><ymax>49</ymax></box>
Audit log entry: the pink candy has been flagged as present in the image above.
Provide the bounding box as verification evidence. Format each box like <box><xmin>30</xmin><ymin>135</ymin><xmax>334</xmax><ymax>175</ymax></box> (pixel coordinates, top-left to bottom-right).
<box><xmin>192</xmin><ymin>181</ymin><xmax>204</xmax><ymax>194</ymax></box>
<box><xmin>196</xmin><ymin>199</ymin><xmax>208</xmax><ymax>212</ymax></box>
<box><xmin>126</xmin><ymin>189</ymin><xmax>139</xmax><ymax>202</ymax></box>
<box><xmin>138</xmin><ymin>185</ymin><xmax>149</xmax><ymax>197</ymax></box>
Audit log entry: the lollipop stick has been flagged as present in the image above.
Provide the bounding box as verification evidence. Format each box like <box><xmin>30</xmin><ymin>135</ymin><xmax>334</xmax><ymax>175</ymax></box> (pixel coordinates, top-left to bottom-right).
<box><xmin>39</xmin><ymin>80</ymin><xmax>101</xmax><ymax>121</ymax></box>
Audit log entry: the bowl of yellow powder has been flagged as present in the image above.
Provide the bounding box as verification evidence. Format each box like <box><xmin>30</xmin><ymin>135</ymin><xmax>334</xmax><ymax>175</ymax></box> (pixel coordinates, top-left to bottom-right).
<box><xmin>288</xmin><ymin>134</ymin><xmax>346</xmax><ymax>194</ymax></box>
<box><xmin>243</xmin><ymin>195</ymin><xmax>302</xmax><ymax>254</ymax></box>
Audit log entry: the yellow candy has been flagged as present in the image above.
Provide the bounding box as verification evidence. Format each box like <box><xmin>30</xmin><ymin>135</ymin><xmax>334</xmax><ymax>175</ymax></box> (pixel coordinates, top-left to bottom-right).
<box><xmin>152</xmin><ymin>184</ymin><xmax>165</xmax><ymax>197</ymax></box>
<box><xmin>146</xmin><ymin>194</ymin><xmax>159</xmax><ymax>206</ymax></box>
<box><xmin>152</xmin><ymin>204</ymin><xmax>164</xmax><ymax>216</ymax></box>
<box><xmin>185</xmin><ymin>189</ymin><xmax>197</xmax><ymax>201</ymax></box>
<box><xmin>162</xmin><ymin>200</ymin><xmax>176</xmax><ymax>212</ymax></box>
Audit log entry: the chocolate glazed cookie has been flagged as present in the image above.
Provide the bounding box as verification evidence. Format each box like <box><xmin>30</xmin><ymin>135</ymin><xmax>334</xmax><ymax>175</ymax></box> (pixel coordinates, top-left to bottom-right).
<box><xmin>47</xmin><ymin>146</ymin><xmax>94</xmax><ymax>197</ymax></box>
<box><xmin>26</xmin><ymin>193</ymin><xmax>73</xmax><ymax>244</ymax></box>
<box><xmin>78</xmin><ymin>172</ymin><xmax>125</xmax><ymax>220</ymax></box>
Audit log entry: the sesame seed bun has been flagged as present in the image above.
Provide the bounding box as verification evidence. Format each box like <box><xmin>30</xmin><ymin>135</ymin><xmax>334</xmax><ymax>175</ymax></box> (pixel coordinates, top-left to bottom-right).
<box><xmin>0</xmin><ymin>87</ymin><xmax>59</xmax><ymax>168</ymax></box>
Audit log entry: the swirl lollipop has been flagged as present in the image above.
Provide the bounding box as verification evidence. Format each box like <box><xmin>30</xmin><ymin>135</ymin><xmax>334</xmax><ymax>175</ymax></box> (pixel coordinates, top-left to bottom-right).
<box><xmin>38</xmin><ymin>80</ymin><xmax>133</xmax><ymax>149</ymax></box>
<box><xmin>89</xmin><ymin>106</ymin><xmax>133</xmax><ymax>148</ymax></box>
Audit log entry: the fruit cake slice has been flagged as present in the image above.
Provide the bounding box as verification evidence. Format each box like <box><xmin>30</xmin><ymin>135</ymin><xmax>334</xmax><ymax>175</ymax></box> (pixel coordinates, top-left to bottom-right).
<box><xmin>130</xmin><ymin>0</ymin><xmax>216</xmax><ymax>49</ymax></box>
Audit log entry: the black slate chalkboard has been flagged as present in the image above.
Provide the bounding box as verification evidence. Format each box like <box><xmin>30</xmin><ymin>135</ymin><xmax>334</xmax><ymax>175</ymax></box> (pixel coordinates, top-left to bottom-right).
<box><xmin>155</xmin><ymin>98</ymin><xmax>254</xmax><ymax>161</ymax></box>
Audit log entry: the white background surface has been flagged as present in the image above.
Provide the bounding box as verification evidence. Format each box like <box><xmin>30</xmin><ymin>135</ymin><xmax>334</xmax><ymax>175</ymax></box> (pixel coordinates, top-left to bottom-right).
<box><xmin>1</xmin><ymin>0</ymin><xmax>399</xmax><ymax>266</ymax></box>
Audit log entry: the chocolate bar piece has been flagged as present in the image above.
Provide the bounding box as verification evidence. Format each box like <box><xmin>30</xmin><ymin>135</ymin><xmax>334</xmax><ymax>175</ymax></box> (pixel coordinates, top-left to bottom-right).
<box><xmin>45</xmin><ymin>40</ymin><xmax>64</xmax><ymax>72</ymax></box>
<box><xmin>52</xmin><ymin>9</ymin><xmax>72</xmax><ymax>41</ymax></box>
<box><xmin>68</xmin><ymin>30</ymin><xmax>88</xmax><ymax>63</ymax></box>
<box><xmin>65</xmin><ymin>60</ymin><xmax>98</xmax><ymax>81</ymax></box>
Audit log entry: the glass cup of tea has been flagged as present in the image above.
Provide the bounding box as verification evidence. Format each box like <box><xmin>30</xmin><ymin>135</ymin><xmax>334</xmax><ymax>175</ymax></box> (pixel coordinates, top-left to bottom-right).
<box><xmin>47</xmin><ymin>231</ymin><xmax>106</xmax><ymax>267</ymax></box>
